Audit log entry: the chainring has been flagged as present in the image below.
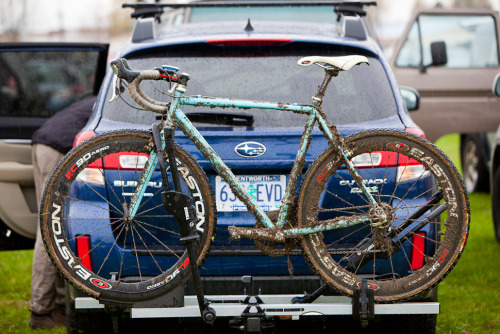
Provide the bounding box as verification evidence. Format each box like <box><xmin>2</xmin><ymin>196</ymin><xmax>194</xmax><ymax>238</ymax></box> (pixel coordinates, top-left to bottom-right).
<box><xmin>254</xmin><ymin>210</ymin><xmax>297</xmax><ymax>257</ymax></box>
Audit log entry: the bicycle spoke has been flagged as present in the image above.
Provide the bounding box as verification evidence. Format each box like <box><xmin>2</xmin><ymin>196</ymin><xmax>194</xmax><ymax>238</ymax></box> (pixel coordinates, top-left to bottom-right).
<box><xmin>65</xmin><ymin>218</ymin><xmax>124</xmax><ymax>243</ymax></box>
<box><xmin>130</xmin><ymin>224</ymin><xmax>143</xmax><ymax>282</ymax></box>
<box><xmin>64</xmin><ymin>195</ymin><xmax>121</xmax><ymax>215</ymax></box>
<box><xmin>131</xmin><ymin>224</ymin><xmax>165</xmax><ymax>274</ymax></box>
<box><xmin>77</xmin><ymin>219</ymin><xmax>125</xmax><ymax>260</ymax></box>
<box><xmin>323</xmin><ymin>187</ymin><xmax>369</xmax><ymax>214</ymax></box>
<box><xmin>97</xmin><ymin>221</ymin><xmax>127</xmax><ymax>276</ymax></box>
<box><xmin>325</xmin><ymin>223</ymin><xmax>371</xmax><ymax>248</ymax></box>
<box><xmin>92</xmin><ymin>163</ymin><xmax>128</xmax><ymax>213</ymax></box>
<box><xmin>72</xmin><ymin>180</ymin><xmax>123</xmax><ymax>215</ymax></box>
<box><xmin>134</xmin><ymin>218</ymin><xmax>180</xmax><ymax>236</ymax></box>
<box><xmin>135</xmin><ymin>202</ymin><xmax>168</xmax><ymax>217</ymax></box>
<box><xmin>135</xmin><ymin>222</ymin><xmax>181</xmax><ymax>259</ymax></box>
<box><xmin>393</xmin><ymin>185</ymin><xmax>439</xmax><ymax>211</ymax></box>
<box><xmin>334</xmin><ymin>171</ymin><xmax>371</xmax><ymax>206</ymax></box>
<box><xmin>117</xmin><ymin>224</ymin><xmax>130</xmax><ymax>283</ymax></box>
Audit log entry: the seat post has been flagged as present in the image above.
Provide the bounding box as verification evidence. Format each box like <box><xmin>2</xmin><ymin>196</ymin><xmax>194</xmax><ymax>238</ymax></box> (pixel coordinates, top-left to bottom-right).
<box><xmin>312</xmin><ymin>69</ymin><xmax>338</xmax><ymax>107</ymax></box>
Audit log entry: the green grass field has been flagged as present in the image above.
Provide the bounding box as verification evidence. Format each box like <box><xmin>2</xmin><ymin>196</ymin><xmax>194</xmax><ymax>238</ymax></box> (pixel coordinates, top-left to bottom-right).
<box><xmin>0</xmin><ymin>134</ymin><xmax>499</xmax><ymax>333</ymax></box>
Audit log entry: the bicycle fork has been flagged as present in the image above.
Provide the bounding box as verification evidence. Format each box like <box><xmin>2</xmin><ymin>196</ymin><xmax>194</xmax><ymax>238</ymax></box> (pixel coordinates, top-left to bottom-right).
<box><xmin>152</xmin><ymin>124</ymin><xmax>216</xmax><ymax>324</ymax></box>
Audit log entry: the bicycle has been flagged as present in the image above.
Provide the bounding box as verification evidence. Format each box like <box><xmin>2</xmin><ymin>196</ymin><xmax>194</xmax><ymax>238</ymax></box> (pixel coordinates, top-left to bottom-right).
<box><xmin>40</xmin><ymin>55</ymin><xmax>470</xmax><ymax>320</ymax></box>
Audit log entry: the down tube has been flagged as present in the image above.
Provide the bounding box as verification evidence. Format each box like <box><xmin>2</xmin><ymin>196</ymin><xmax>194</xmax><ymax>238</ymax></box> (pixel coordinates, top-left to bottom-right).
<box><xmin>175</xmin><ymin>109</ymin><xmax>275</xmax><ymax>228</ymax></box>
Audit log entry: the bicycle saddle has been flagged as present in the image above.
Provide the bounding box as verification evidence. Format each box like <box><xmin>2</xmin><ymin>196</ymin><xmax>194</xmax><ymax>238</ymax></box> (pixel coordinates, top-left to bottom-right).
<box><xmin>297</xmin><ymin>55</ymin><xmax>369</xmax><ymax>70</ymax></box>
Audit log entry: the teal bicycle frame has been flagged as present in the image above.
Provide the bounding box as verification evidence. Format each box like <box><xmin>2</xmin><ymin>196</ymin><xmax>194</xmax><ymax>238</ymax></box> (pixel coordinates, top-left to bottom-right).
<box><xmin>126</xmin><ymin>83</ymin><xmax>378</xmax><ymax>240</ymax></box>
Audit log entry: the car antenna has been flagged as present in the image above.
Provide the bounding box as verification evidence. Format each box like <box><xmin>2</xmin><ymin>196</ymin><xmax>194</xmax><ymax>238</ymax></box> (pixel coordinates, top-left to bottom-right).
<box><xmin>244</xmin><ymin>18</ymin><xmax>254</xmax><ymax>32</ymax></box>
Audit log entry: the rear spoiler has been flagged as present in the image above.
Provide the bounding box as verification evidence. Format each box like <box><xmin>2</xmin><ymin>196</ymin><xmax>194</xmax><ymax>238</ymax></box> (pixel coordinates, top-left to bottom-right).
<box><xmin>123</xmin><ymin>1</ymin><xmax>377</xmax><ymax>43</ymax></box>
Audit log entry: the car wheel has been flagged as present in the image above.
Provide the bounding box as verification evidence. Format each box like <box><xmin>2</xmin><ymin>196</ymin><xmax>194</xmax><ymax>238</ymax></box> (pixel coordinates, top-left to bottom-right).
<box><xmin>461</xmin><ymin>135</ymin><xmax>489</xmax><ymax>193</ymax></box>
<box><xmin>492</xmin><ymin>168</ymin><xmax>500</xmax><ymax>243</ymax></box>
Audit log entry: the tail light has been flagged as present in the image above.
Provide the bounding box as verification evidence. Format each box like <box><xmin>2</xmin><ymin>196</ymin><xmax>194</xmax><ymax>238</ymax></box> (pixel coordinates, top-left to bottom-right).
<box><xmin>352</xmin><ymin>152</ymin><xmax>426</xmax><ymax>183</ymax></box>
<box><xmin>74</xmin><ymin>134</ymin><xmax>149</xmax><ymax>186</ymax></box>
<box><xmin>73</xmin><ymin>130</ymin><xmax>97</xmax><ymax>148</ymax></box>
<box><xmin>410</xmin><ymin>232</ymin><xmax>426</xmax><ymax>270</ymax></box>
<box><xmin>76</xmin><ymin>235</ymin><xmax>92</xmax><ymax>271</ymax></box>
<box><xmin>351</xmin><ymin>129</ymin><xmax>430</xmax><ymax>183</ymax></box>
<box><xmin>405</xmin><ymin>127</ymin><xmax>426</xmax><ymax>139</ymax></box>
<box><xmin>104</xmin><ymin>153</ymin><xmax>149</xmax><ymax>170</ymax></box>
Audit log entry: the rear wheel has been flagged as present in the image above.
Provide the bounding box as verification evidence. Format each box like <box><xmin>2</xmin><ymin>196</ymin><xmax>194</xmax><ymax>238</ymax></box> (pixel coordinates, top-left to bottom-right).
<box><xmin>40</xmin><ymin>129</ymin><xmax>216</xmax><ymax>303</ymax></box>
<box><xmin>298</xmin><ymin>130</ymin><xmax>469</xmax><ymax>301</ymax></box>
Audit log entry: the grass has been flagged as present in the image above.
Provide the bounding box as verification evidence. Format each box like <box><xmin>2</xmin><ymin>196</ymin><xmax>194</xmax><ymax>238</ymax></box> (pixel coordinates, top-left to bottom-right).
<box><xmin>0</xmin><ymin>134</ymin><xmax>498</xmax><ymax>333</ymax></box>
<box><xmin>0</xmin><ymin>250</ymin><xmax>64</xmax><ymax>333</ymax></box>
<box><xmin>434</xmin><ymin>134</ymin><xmax>500</xmax><ymax>334</ymax></box>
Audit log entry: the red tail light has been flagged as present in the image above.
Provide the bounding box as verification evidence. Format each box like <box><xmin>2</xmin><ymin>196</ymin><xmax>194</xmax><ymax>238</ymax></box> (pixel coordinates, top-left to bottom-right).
<box><xmin>352</xmin><ymin>151</ymin><xmax>420</xmax><ymax>169</ymax></box>
<box><xmin>410</xmin><ymin>232</ymin><xmax>426</xmax><ymax>270</ymax></box>
<box><xmin>206</xmin><ymin>38</ymin><xmax>292</xmax><ymax>47</ymax></box>
<box><xmin>405</xmin><ymin>127</ymin><xmax>426</xmax><ymax>139</ymax></box>
<box><xmin>73</xmin><ymin>130</ymin><xmax>97</xmax><ymax>148</ymax></box>
<box><xmin>103</xmin><ymin>152</ymin><xmax>149</xmax><ymax>170</ymax></box>
<box><xmin>76</xmin><ymin>235</ymin><xmax>92</xmax><ymax>271</ymax></box>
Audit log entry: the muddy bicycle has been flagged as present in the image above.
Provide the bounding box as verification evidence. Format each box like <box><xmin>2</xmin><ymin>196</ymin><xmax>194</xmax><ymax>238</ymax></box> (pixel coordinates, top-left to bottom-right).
<box><xmin>40</xmin><ymin>55</ymin><xmax>469</xmax><ymax>322</ymax></box>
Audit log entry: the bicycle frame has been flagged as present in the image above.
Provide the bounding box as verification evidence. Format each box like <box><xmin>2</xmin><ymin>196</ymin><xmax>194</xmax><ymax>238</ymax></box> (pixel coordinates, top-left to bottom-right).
<box><xmin>127</xmin><ymin>86</ymin><xmax>378</xmax><ymax>238</ymax></box>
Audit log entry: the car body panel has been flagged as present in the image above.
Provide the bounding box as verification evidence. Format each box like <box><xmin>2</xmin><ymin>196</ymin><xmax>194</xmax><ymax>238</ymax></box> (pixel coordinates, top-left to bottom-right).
<box><xmin>66</xmin><ymin>16</ymin><xmax>436</xmax><ymax>282</ymax></box>
<box><xmin>0</xmin><ymin>43</ymin><xmax>108</xmax><ymax>241</ymax></box>
<box><xmin>390</xmin><ymin>8</ymin><xmax>500</xmax><ymax>142</ymax></box>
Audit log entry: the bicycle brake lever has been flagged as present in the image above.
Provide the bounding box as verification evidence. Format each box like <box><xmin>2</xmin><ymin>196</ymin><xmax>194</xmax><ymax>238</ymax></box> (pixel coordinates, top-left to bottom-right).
<box><xmin>109</xmin><ymin>74</ymin><xmax>124</xmax><ymax>103</ymax></box>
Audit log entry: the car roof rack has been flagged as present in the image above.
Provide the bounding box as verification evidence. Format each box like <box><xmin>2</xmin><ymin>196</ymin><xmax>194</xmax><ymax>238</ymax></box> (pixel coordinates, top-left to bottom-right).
<box><xmin>123</xmin><ymin>1</ymin><xmax>377</xmax><ymax>43</ymax></box>
<box><xmin>123</xmin><ymin>1</ymin><xmax>377</xmax><ymax>20</ymax></box>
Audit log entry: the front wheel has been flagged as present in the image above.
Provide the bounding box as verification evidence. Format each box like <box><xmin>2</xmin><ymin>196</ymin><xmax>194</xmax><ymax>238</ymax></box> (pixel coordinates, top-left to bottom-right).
<box><xmin>298</xmin><ymin>130</ymin><xmax>470</xmax><ymax>302</ymax></box>
<box><xmin>40</xmin><ymin>129</ymin><xmax>216</xmax><ymax>303</ymax></box>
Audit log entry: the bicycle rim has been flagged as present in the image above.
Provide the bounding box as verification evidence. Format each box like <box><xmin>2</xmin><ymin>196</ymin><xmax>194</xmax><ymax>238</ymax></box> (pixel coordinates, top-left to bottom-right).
<box><xmin>298</xmin><ymin>129</ymin><xmax>470</xmax><ymax>301</ymax></box>
<box><xmin>40</xmin><ymin>129</ymin><xmax>216</xmax><ymax>302</ymax></box>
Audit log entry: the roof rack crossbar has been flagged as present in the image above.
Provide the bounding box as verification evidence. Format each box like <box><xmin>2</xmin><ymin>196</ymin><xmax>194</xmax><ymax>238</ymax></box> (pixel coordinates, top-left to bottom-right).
<box><xmin>123</xmin><ymin>1</ymin><xmax>377</xmax><ymax>20</ymax></box>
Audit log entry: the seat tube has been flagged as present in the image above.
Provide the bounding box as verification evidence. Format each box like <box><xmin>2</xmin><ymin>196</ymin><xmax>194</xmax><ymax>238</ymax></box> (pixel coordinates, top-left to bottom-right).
<box><xmin>312</xmin><ymin>70</ymin><xmax>337</xmax><ymax>106</ymax></box>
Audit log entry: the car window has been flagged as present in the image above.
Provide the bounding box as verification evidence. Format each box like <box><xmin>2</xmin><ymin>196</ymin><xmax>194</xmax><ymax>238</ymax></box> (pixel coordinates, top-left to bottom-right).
<box><xmin>396</xmin><ymin>14</ymin><xmax>499</xmax><ymax>68</ymax></box>
<box><xmin>161</xmin><ymin>6</ymin><xmax>343</xmax><ymax>27</ymax></box>
<box><xmin>0</xmin><ymin>50</ymin><xmax>100</xmax><ymax>118</ymax></box>
<box><xmin>188</xmin><ymin>6</ymin><xmax>339</xmax><ymax>25</ymax></box>
<box><xmin>103</xmin><ymin>44</ymin><xmax>397</xmax><ymax>127</ymax></box>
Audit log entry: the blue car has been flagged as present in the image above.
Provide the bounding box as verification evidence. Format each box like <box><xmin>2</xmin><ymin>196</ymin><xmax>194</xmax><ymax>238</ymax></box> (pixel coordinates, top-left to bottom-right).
<box><xmin>29</xmin><ymin>3</ymin><xmax>441</xmax><ymax>333</ymax></box>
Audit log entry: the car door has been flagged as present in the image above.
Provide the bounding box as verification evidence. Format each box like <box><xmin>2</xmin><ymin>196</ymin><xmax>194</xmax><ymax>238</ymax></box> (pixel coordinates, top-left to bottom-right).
<box><xmin>0</xmin><ymin>43</ymin><xmax>108</xmax><ymax>241</ymax></box>
<box><xmin>390</xmin><ymin>9</ymin><xmax>500</xmax><ymax>142</ymax></box>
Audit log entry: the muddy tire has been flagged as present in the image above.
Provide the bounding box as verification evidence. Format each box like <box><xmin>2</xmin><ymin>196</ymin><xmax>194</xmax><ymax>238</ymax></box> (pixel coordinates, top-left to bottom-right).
<box><xmin>40</xmin><ymin>129</ymin><xmax>216</xmax><ymax>303</ymax></box>
<box><xmin>298</xmin><ymin>129</ymin><xmax>470</xmax><ymax>302</ymax></box>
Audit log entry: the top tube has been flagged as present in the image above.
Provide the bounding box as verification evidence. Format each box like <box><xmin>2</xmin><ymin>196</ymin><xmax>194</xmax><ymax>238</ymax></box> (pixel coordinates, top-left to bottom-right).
<box><xmin>180</xmin><ymin>95</ymin><xmax>316</xmax><ymax>115</ymax></box>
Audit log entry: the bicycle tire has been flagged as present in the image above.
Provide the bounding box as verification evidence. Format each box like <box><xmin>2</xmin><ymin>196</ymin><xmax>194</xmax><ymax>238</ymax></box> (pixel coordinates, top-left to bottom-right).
<box><xmin>40</xmin><ymin>129</ymin><xmax>216</xmax><ymax>303</ymax></box>
<box><xmin>298</xmin><ymin>129</ymin><xmax>469</xmax><ymax>302</ymax></box>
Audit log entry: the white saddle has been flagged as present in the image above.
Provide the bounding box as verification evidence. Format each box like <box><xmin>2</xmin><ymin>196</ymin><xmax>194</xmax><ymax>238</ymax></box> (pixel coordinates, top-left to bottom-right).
<box><xmin>297</xmin><ymin>55</ymin><xmax>369</xmax><ymax>70</ymax></box>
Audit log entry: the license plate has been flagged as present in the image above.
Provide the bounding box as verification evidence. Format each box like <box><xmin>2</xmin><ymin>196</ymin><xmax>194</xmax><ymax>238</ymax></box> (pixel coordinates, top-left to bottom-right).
<box><xmin>215</xmin><ymin>175</ymin><xmax>286</xmax><ymax>212</ymax></box>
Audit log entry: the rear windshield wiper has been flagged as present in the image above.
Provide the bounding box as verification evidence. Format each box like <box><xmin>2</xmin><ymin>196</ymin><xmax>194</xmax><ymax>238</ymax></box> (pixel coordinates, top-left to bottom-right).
<box><xmin>185</xmin><ymin>112</ymin><xmax>254</xmax><ymax>127</ymax></box>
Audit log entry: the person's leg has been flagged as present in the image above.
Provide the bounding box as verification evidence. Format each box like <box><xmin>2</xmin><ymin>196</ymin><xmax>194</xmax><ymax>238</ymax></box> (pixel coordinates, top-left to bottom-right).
<box><xmin>30</xmin><ymin>143</ymin><xmax>65</xmax><ymax>328</ymax></box>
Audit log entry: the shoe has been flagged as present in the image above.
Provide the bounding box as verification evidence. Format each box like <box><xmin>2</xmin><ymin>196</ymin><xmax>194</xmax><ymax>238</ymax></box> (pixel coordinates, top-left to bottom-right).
<box><xmin>30</xmin><ymin>311</ymin><xmax>56</xmax><ymax>329</ymax></box>
<box><xmin>51</xmin><ymin>304</ymin><xmax>66</xmax><ymax>327</ymax></box>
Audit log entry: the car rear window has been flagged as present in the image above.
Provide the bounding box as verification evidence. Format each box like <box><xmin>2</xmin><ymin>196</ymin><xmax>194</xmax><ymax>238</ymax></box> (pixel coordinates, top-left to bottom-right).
<box><xmin>188</xmin><ymin>6</ymin><xmax>340</xmax><ymax>25</ymax></box>
<box><xmin>103</xmin><ymin>43</ymin><xmax>397</xmax><ymax>127</ymax></box>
